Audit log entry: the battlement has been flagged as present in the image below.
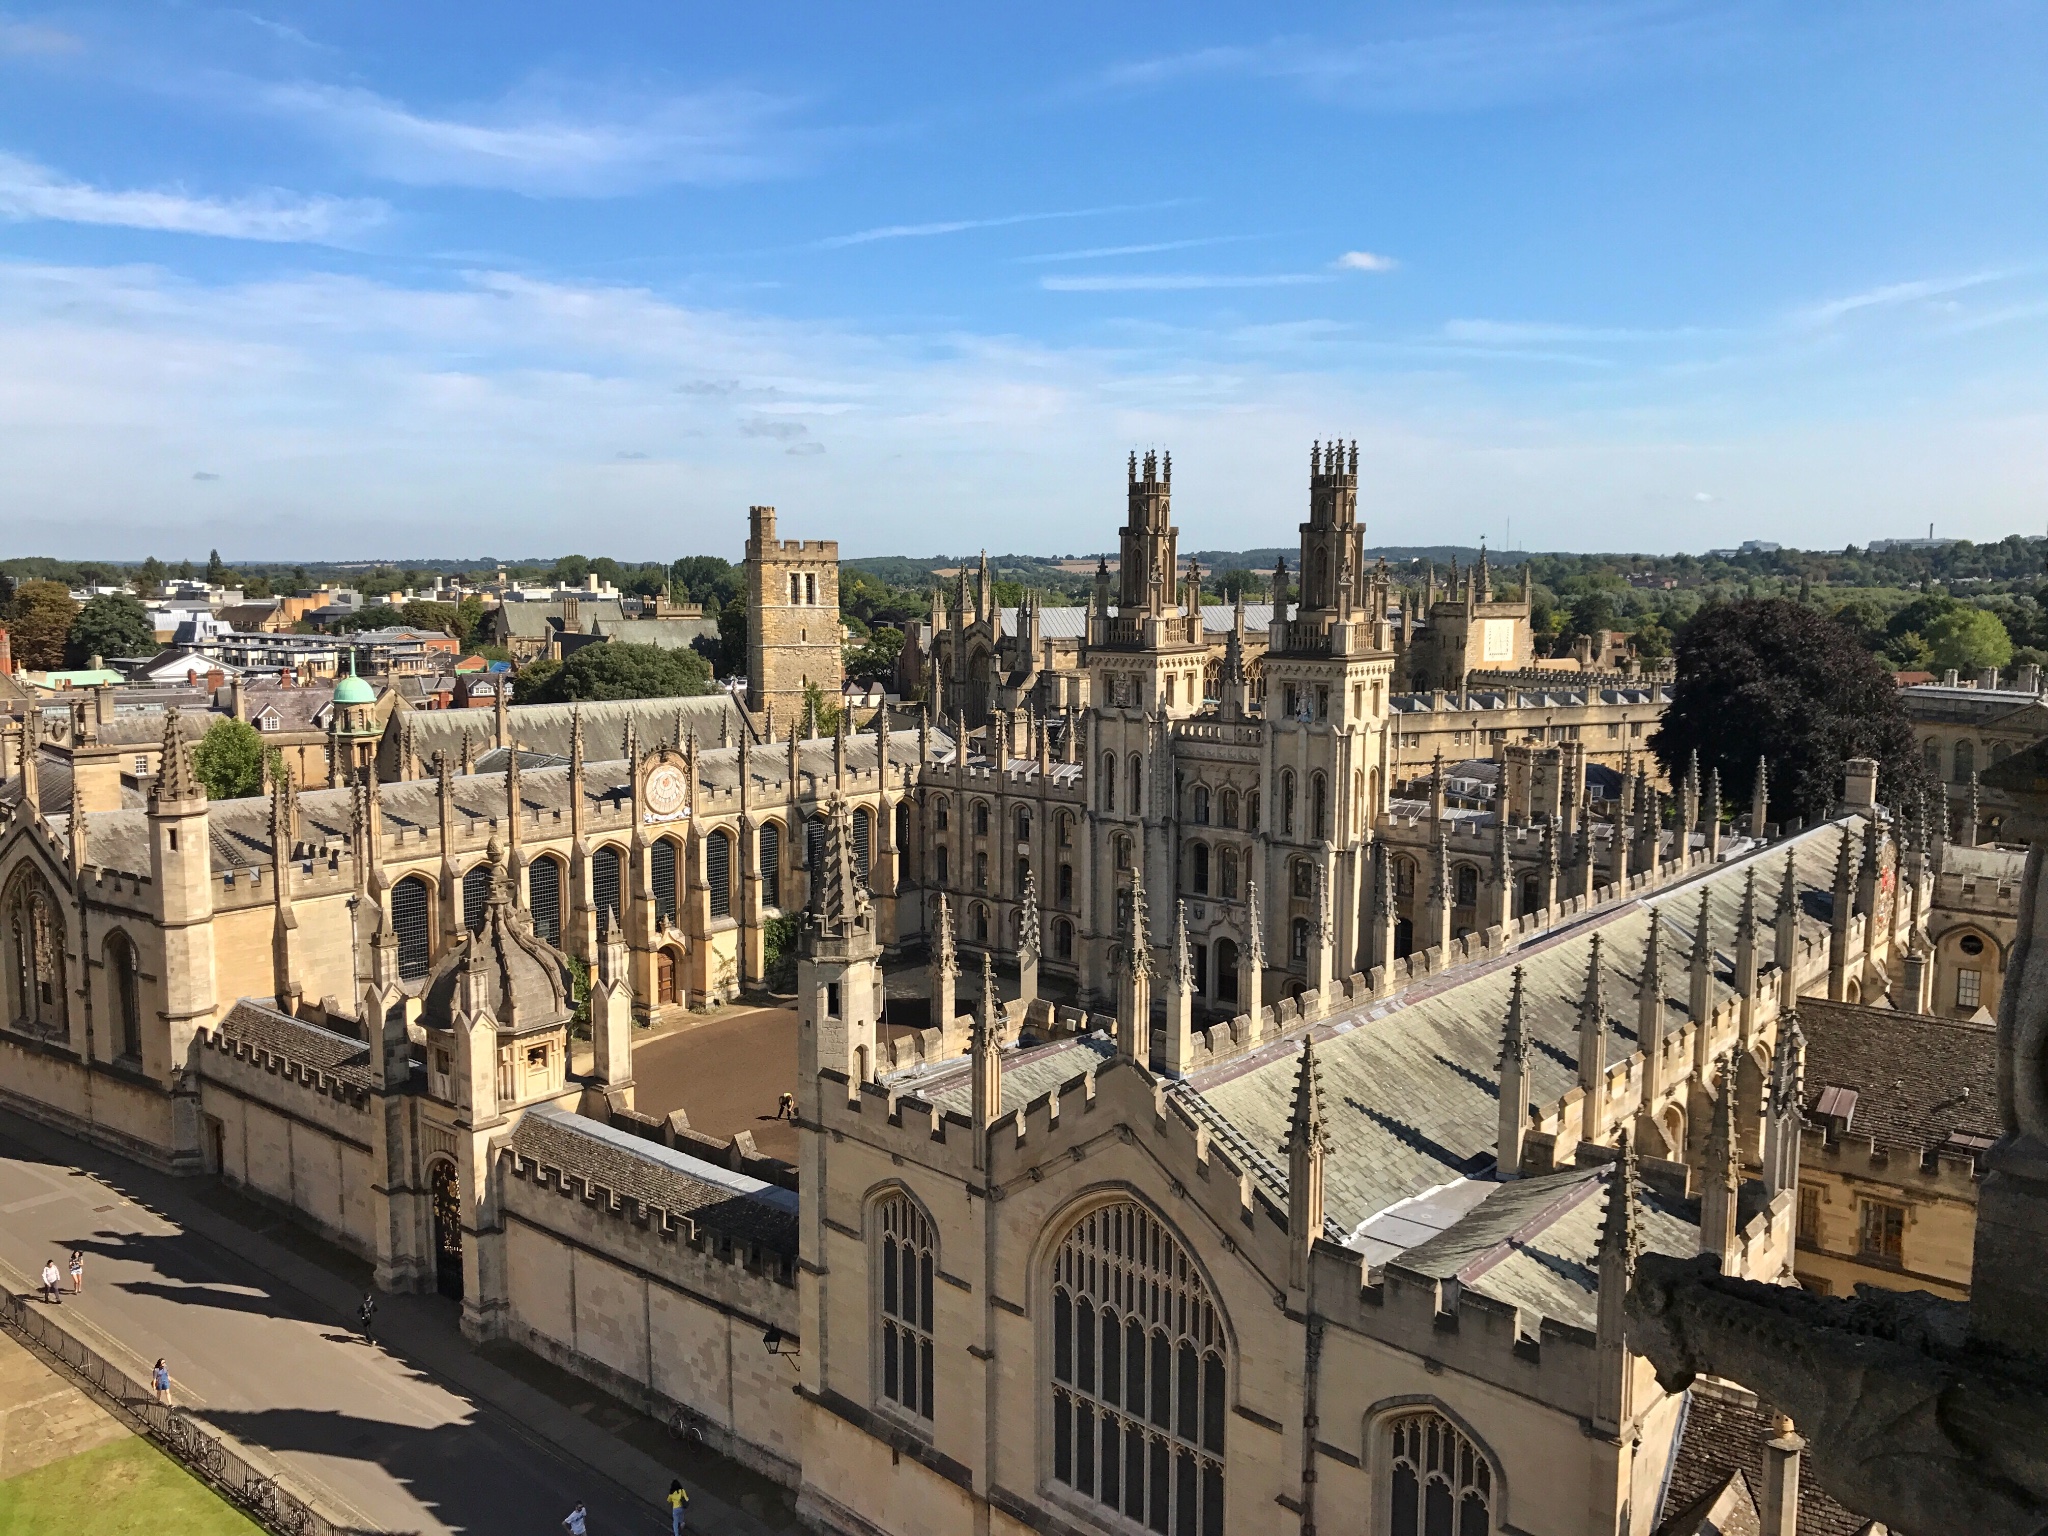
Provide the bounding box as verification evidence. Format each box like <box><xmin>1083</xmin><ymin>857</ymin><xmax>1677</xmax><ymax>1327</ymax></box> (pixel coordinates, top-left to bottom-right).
<box><xmin>1799</xmin><ymin>1122</ymin><xmax>1985</xmax><ymax>1197</ymax></box>
<box><xmin>762</xmin><ymin>539</ymin><xmax>839</xmax><ymax>560</ymax></box>
<box><xmin>501</xmin><ymin>1149</ymin><xmax>799</xmax><ymax>1283</ymax></box>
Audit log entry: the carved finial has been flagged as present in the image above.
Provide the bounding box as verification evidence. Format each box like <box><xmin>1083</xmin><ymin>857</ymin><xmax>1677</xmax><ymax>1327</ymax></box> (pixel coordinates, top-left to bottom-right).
<box><xmin>1173</xmin><ymin>900</ymin><xmax>1193</xmax><ymax>992</ymax></box>
<box><xmin>1598</xmin><ymin>1131</ymin><xmax>1641</xmax><ymax>1266</ymax></box>
<box><xmin>1282</xmin><ymin>1036</ymin><xmax>1329</xmax><ymax>1157</ymax></box>
<box><xmin>150</xmin><ymin>707</ymin><xmax>202</xmax><ymax>808</ymax></box>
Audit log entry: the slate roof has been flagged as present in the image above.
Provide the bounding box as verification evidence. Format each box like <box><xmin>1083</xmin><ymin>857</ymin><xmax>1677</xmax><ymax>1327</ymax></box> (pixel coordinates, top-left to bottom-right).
<box><xmin>589</xmin><ymin>617</ymin><xmax>719</xmax><ymax>650</ymax></box>
<box><xmin>492</xmin><ymin>601</ymin><xmax>626</xmax><ymax>639</ymax></box>
<box><xmin>391</xmin><ymin>693</ymin><xmax>756</xmax><ymax>767</ymax></box>
<box><xmin>212</xmin><ymin>999</ymin><xmax>377</xmax><ymax>1090</ymax></box>
<box><xmin>1796</xmin><ymin>1000</ymin><xmax>1999</xmax><ymax>1158</ymax></box>
<box><xmin>1658</xmin><ymin>1384</ymin><xmax>1875</xmax><ymax>1536</ymax></box>
<box><xmin>507</xmin><ymin>1104</ymin><xmax>798</xmax><ymax>1252</ymax></box>
<box><xmin>1182</xmin><ymin>820</ymin><xmax>1860</xmax><ymax>1238</ymax></box>
<box><xmin>893</xmin><ymin>1033</ymin><xmax>1118</xmax><ymax>1115</ymax></box>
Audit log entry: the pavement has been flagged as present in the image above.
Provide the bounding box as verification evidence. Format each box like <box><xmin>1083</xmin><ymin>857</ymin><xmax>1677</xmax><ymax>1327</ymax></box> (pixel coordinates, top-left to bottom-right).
<box><xmin>0</xmin><ymin>1327</ymin><xmax>129</xmax><ymax>1479</ymax></box>
<box><xmin>625</xmin><ymin>1007</ymin><xmax>801</xmax><ymax>1163</ymax></box>
<box><xmin>0</xmin><ymin>1106</ymin><xmax>799</xmax><ymax>1536</ymax></box>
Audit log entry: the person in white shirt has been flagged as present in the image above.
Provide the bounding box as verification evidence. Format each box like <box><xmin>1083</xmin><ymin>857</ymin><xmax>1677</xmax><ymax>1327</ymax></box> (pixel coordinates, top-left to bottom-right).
<box><xmin>561</xmin><ymin>1503</ymin><xmax>588</xmax><ymax>1535</ymax></box>
<box><xmin>40</xmin><ymin>1259</ymin><xmax>62</xmax><ymax>1304</ymax></box>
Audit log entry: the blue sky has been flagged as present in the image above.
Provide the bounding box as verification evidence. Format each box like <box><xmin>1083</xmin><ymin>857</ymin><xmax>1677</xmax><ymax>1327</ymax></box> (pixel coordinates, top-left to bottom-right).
<box><xmin>1</xmin><ymin>2</ymin><xmax>2045</xmax><ymax>561</ymax></box>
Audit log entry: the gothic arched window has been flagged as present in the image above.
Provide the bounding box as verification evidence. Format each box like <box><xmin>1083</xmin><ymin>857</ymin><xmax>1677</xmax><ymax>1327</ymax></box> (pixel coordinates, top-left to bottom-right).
<box><xmin>1055</xmin><ymin>919</ymin><xmax>1074</xmax><ymax>960</ymax></box>
<box><xmin>1189</xmin><ymin>843</ymin><xmax>1210</xmax><ymax>895</ymax></box>
<box><xmin>462</xmin><ymin>862</ymin><xmax>493</xmax><ymax>935</ymax></box>
<box><xmin>105</xmin><ymin>930</ymin><xmax>141</xmax><ymax>1060</ymax></box>
<box><xmin>1311</xmin><ymin>772</ymin><xmax>1329</xmax><ymax>840</ymax></box>
<box><xmin>1280</xmin><ymin>771</ymin><xmax>1296</xmax><ymax>836</ymax></box>
<box><xmin>652</xmin><ymin>838</ymin><xmax>679</xmax><ymax>926</ymax></box>
<box><xmin>875</xmin><ymin>1193</ymin><xmax>934</xmax><ymax>1421</ymax></box>
<box><xmin>1454</xmin><ymin>865</ymin><xmax>1479</xmax><ymax>908</ymax></box>
<box><xmin>1219</xmin><ymin>848</ymin><xmax>1238</xmax><ymax>900</ymax></box>
<box><xmin>1128</xmin><ymin>756</ymin><xmax>1144</xmax><ymax>816</ymax></box>
<box><xmin>973</xmin><ymin>800</ymin><xmax>991</xmax><ymax>837</ymax></box>
<box><xmin>1101</xmin><ymin>754</ymin><xmax>1117</xmax><ymax>812</ymax></box>
<box><xmin>1219</xmin><ymin>789</ymin><xmax>1239</xmax><ymax>828</ymax></box>
<box><xmin>1954</xmin><ymin>739</ymin><xmax>1976</xmax><ymax>784</ymax></box>
<box><xmin>1050</xmin><ymin>1202</ymin><xmax>1225</xmax><ymax>1536</ymax></box>
<box><xmin>758</xmin><ymin>823</ymin><xmax>782</xmax><ymax>909</ymax></box>
<box><xmin>1191</xmin><ymin>785</ymin><xmax>1210</xmax><ymax>825</ymax></box>
<box><xmin>390</xmin><ymin>873</ymin><xmax>433</xmax><ymax>980</ymax></box>
<box><xmin>1386</xmin><ymin>1411</ymin><xmax>1494</xmax><ymax>1536</ymax></box>
<box><xmin>529</xmin><ymin>857</ymin><xmax>564</xmax><ymax>946</ymax></box>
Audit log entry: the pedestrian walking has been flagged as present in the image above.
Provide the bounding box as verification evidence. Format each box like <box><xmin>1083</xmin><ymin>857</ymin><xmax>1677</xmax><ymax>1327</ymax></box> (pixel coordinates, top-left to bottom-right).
<box><xmin>356</xmin><ymin>1292</ymin><xmax>377</xmax><ymax>1341</ymax></box>
<box><xmin>40</xmin><ymin>1258</ymin><xmax>62</xmax><ymax>1304</ymax></box>
<box><xmin>667</xmin><ymin>1479</ymin><xmax>690</xmax><ymax>1534</ymax></box>
<box><xmin>151</xmin><ymin>1359</ymin><xmax>172</xmax><ymax>1407</ymax></box>
<box><xmin>560</xmin><ymin>1501</ymin><xmax>588</xmax><ymax>1535</ymax></box>
<box><xmin>68</xmin><ymin>1250</ymin><xmax>83</xmax><ymax>1294</ymax></box>
<box><xmin>776</xmin><ymin>1091</ymin><xmax>796</xmax><ymax>1121</ymax></box>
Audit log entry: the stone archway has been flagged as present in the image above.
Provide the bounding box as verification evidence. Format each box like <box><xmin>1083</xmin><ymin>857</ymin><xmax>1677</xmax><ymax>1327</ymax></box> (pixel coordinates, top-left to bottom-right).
<box><xmin>429</xmin><ymin>1160</ymin><xmax>463</xmax><ymax>1300</ymax></box>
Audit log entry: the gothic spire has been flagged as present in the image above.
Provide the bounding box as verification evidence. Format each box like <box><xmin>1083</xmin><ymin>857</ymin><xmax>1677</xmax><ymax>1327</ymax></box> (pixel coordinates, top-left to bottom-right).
<box><xmin>1598</xmin><ymin>1131</ymin><xmax>1642</xmax><ymax>1266</ymax></box>
<box><xmin>151</xmin><ymin>707</ymin><xmax>202</xmax><ymax>808</ymax></box>
<box><xmin>1172</xmin><ymin>899</ymin><xmax>1193</xmax><ymax>993</ymax></box>
<box><xmin>1245</xmin><ymin>877</ymin><xmax>1266</xmax><ymax>966</ymax></box>
<box><xmin>1018</xmin><ymin>867</ymin><xmax>1042</xmax><ymax>961</ymax></box>
<box><xmin>1125</xmin><ymin>869</ymin><xmax>1155</xmax><ymax>982</ymax></box>
<box><xmin>1283</xmin><ymin>1036</ymin><xmax>1329</xmax><ymax>1158</ymax></box>
<box><xmin>811</xmin><ymin>794</ymin><xmax>871</xmax><ymax>934</ymax></box>
<box><xmin>931</xmin><ymin>890</ymin><xmax>957</xmax><ymax>975</ymax></box>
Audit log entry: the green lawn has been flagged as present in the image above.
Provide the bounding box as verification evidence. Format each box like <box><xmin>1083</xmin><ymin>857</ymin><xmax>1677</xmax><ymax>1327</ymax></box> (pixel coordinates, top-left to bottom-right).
<box><xmin>0</xmin><ymin>1436</ymin><xmax>263</xmax><ymax>1536</ymax></box>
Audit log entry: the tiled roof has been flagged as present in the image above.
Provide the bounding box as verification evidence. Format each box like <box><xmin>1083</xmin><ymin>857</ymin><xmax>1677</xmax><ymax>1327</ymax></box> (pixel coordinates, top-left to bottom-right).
<box><xmin>212</xmin><ymin>999</ymin><xmax>378</xmax><ymax>1090</ymax></box>
<box><xmin>1659</xmin><ymin>1384</ymin><xmax>1874</xmax><ymax>1536</ymax></box>
<box><xmin>507</xmin><ymin>1105</ymin><xmax>797</xmax><ymax>1251</ymax></box>
<box><xmin>1184</xmin><ymin>821</ymin><xmax>1858</xmax><ymax>1234</ymax></box>
<box><xmin>1796</xmin><ymin>999</ymin><xmax>1999</xmax><ymax>1156</ymax></box>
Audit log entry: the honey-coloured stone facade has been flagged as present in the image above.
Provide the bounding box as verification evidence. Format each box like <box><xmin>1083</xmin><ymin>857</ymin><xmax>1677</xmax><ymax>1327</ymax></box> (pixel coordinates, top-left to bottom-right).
<box><xmin>745</xmin><ymin>504</ymin><xmax>843</xmax><ymax>726</ymax></box>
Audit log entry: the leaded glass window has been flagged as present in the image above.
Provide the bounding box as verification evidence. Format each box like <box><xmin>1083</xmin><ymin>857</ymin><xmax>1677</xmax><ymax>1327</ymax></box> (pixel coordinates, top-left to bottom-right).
<box><xmin>1387</xmin><ymin>1412</ymin><xmax>1492</xmax><ymax>1536</ymax></box>
<box><xmin>877</xmin><ymin>1194</ymin><xmax>935</xmax><ymax>1421</ymax></box>
<box><xmin>1051</xmin><ymin>1202</ymin><xmax>1225</xmax><ymax>1536</ymax></box>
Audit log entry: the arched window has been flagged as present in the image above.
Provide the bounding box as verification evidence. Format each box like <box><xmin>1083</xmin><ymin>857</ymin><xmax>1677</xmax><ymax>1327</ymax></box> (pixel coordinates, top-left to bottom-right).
<box><xmin>759</xmin><ymin>823</ymin><xmax>782</xmax><ymax>908</ymax></box>
<box><xmin>935</xmin><ymin>795</ymin><xmax>951</xmax><ymax>832</ymax></box>
<box><xmin>1058</xmin><ymin>811</ymin><xmax>1075</xmax><ymax>848</ymax></box>
<box><xmin>1311</xmin><ymin>773</ymin><xmax>1328</xmax><ymax>840</ymax></box>
<box><xmin>1395</xmin><ymin>857</ymin><xmax>1417</xmax><ymax>901</ymax></box>
<box><xmin>1386</xmin><ymin>1411</ymin><xmax>1494</xmax><ymax>1536</ymax></box>
<box><xmin>1923</xmin><ymin>739</ymin><xmax>1941</xmax><ymax>775</ymax></box>
<box><xmin>1114</xmin><ymin>836</ymin><xmax>1133</xmax><ymax>872</ymax></box>
<box><xmin>1191</xmin><ymin>785</ymin><xmax>1210</xmax><ymax>825</ymax></box>
<box><xmin>529</xmin><ymin>858</ymin><xmax>563</xmax><ymax>947</ymax></box>
<box><xmin>935</xmin><ymin>846</ymin><xmax>950</xmax><ymax>886</ymax></box>
<box><xmin>973</xmin><ymin>801</ymin><xmax>991</xmax><ymax>837</ymax></box>
<box><xmin>1354</xmin><ymin>770</ymin><xmax>1365</xmax><ymax>835</ymax></box>
<box><xmin>1219</xmin><ymin>848</ymin><xmax>1238</xmax><ymax>900</ymax></box>
<box><xmin>706</xmin><ymin>831</ymin><xmax>733</xmax><ymax>919</ymax></box>
<box><xmin>1190</xmin><ymin>843</ymin><xmax>1210</xmax><ymax>895</ymax></box>
<box><xmin>1219</xmin><ymin>789</ymin><xmax>1239</xmax><ymax>829</ymax></box>
<box><xmin>895</xmin><ymin>801</ymin><xmax>911</xmax><ymax>850</ymax></box>
<box><xmin>1058</xmin><ymin>863</ymin><xmax>1075</xmax><ymax>903</ymax></box>
<box><xmin>1954</xmin><ymin>739</ymin><xmax>1976</xmax><ymax>784</ymax></box>
<box><xmin>973</xmin><ymin>904</ymin><xmax>991</xmax><ymax>943</ymax></box>
<box><xmin>1281</xmin><ymin>771</ymin><xmax>1296</xmax><ymax>836</ymax></box>
<box><xmin>853</xmin><ymin>808</ymin><xmax>872</xmax><ymax>884</ymax></box>
<box><xmin>1016</xmin><ymin>857</ymin><xmax>1031</xmax><ymax>896</ymax></box>
<box><xmin>1292</xmin><ymin>917</ymin><xmax>1310</xmax><ymax>959</ymax></box>
<box><xmin>593</xmin><ymin>845</ymin><xmax>625</xmax><ymax>934</ymax></box>
<box><xmin>1291</xmin><ymin>859</ymin><xmax>1314</xmax><ymax>898</ymax></box>
<box><xmin>105</xmin><ymin>930</ymin><xmax>142</xmax><ymax>1059</ymax></box>
<box><xmin>806</xmin><ymin>815</ymin><xmax>828</xmax><ymax>873</ymax></box>
<box><xmin>652</xmin><ymin>839</ymin><xmax>679</xmax><ymax>926</ymax></box>
<box><xmin>1246</xmin><ymin>791</ymin><xmax>1260</xmax><ymax>833</ymax></box>
<box><xmin>1017</xmin><ymin>807</ymin><xmax>1033</xmax><ymax>843</ymax></box>
<box><xmin>1129</xmin><ymin>756</ymin><xmax>1144</xmax><ymax>816</ymax></box>
<box><xmin>3</xmin><ymin>867</ymin><xmax>68</xmax><ymax>1040</ymax></box>
<box><xmin>1454</xmin><ymin>865</ymin><xmax>1479</xmax><ymax>908</ymax></box>
<box><xmin>1520</xmin><ymin>875</ymin><xmax>1539</xmax><ymax>917</ymax></box>
<box><xmin>876</xmin><ymin>1193</ymin><xmax>935</xmax><ymax>1421</ymax></box>
<box><xmin>1050</xmin><ymin>1202</ymin><xmax>1225</xmax><ymax>1536</ymax></box>
<box><xmin>391</xmin><ymin>874</ymin><xmax>433</xmax><ymax>980</ymax></box>
<box><xmin>462</xmin><ymin>862</ymin><xmax>493</xmax><ymax>935</ymax></box>
<box><xmin>1055</xmin><ymin>919</ymin><xmax>1074</xmax><ymax>960</ymax></box>
<box><xmin>1215</xmin><ymin>938</ymin><xmax>1239</xmax><ymax>1003</ymax></box>
<box><xmin>1101</xmin><ymin>754</ymin><xmax>1117</xmax><ymax>812</ymax></box>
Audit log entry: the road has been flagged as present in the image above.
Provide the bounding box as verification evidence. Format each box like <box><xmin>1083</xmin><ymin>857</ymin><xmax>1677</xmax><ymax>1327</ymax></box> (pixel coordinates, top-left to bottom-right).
<box><xmin>0</xmin><ymin>1107</ymin><xmax>792</xmax><ymax>1535</ymax></box>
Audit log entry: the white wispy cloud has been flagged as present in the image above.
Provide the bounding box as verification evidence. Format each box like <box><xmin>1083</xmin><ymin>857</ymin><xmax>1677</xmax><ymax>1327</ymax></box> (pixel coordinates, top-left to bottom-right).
<box><xmin>1799</xmin><ymin>270</ymin><xmax>2015</xmax><ymax>327</ymax></box>
<box><xmin>0</xmin><ymin>152</ymin><xmax>386</xmax><ymax>242</ymax></box>
<box><xmin>1335</xmin><ymin>250</ymin><xmax>1397</xmax><ymax>272</ymax></box>
<box><xmin>1016</xmin><ymin>235</ymin><xmax>1267</xmax><ymax>265</ymax></box>
<box><xmin>260</xmin><ymin>80</ymin><xmax>803</xmax><ymax>195</ymax></box>
<box><xmin>0</xmin><ymin>17</ymin><xmax>78</xmax><ymax>54</ymax></box>
<box><xmin>1093</xmin><ymin>4</ymin><xmax>1738</xmax><ymax>112</ymax></box>
<box><xmin>1442</xmin><ymin>318</ymin><xmax>1700</xmax><ymax>342</ymax></box>
<box><xmin>1041</xmin><ymin>272</ymin><xmax>1332</xmax><ymax>292</ymax></box>
<box><xmin>817</xmin><ymin>201</ymin><xmax>1185</xmax><ymax>249</ymax></box>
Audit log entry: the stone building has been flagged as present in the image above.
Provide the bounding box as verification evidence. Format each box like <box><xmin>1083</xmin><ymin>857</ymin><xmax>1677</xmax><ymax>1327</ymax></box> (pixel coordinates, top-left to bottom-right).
<box><xmin>3</xmin><ymin>456</ymin><xmax>2001</xmax><ymax>1535</ymax></box>
<box><xmin>1901</xmin><ymin>677</ymin><xmax>2048</xmax><ymax>845</ymax></box>
<box><xmin>745</xmin><ymin>504</ymin><xmax>843</xmax><ymax>727</ymax></box>
<box><xmin>1793</xmin><ymin>998</ymin><xmax>2002</xmax><ymax>1302</ymax></box>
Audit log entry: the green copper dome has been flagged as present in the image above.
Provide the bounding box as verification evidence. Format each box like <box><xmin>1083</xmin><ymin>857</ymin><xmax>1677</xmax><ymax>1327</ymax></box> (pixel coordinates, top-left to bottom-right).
<box><xmin>333</xmin><ymin>656</ymin><xmax>375</xmax><ymax>706</ymax></box>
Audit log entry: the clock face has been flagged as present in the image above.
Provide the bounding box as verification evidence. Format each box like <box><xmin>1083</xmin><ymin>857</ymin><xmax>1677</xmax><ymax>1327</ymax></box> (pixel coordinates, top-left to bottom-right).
<box><xmin>643</xmin><ymin>763</ymin><xmax>688</xmax><ymax>817</ymax></box>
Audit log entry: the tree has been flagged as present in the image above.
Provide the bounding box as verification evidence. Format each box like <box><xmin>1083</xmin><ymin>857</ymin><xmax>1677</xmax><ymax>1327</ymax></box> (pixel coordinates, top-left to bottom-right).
<box><xmin>66</xmin><ymin>594</ymin><xmax>157</xmax><ymax>665</ymax></box>
<box><xmin>1651</xmin><ymin>599</ymin><xmax>1924</xmax><ymax>827</ymax></box>
<box><xmin>5</xmin><ymin>581</ymin><xmax>79</xmax><ymax>669</ymax></box>
<box><xmin>802</xmin><ymin>679</ymin><xmax>843</xmax><ymax>735</ymax></box>
<box><xmin>1922</xmin><ymin>606</ymin><xmax>2012</xmax><ymax>673</ymax></box>
<box><xmin>519</xmin><ymin>642</ymin><xmax>711</xmax><ymax>703</ymax></box>
<box><xmin>1567</xmin><ymin>590</ymin><xmax>1618</xmax><ymax>638</ymax></box>
<box><xmin>399</xmin><ymin>600</ymin><xmax>459</xmax><ymax>636</ymax></box>
<box><xmin>191</xmin><ymin>717</ymin><xmax>266</xmax><ymax>801</ymax></box>
<box><xmin>513</xmin><ymin>656</ymin><xmax>561</xmax><ymax>698</ymax></box>
<box><xmin>845</xmin><ymin>625</ymin><xmax>903</xmax><ymax>681</ymax></box>
<box><xmin>206</xmin><ymin>549</ymin><xmax>229</xmax><ymax>584</ymax></box>
<box><xmin>333</xmin><ymin>605</ymin><xmax>406</xmax><ymax>633</ymax></box>
<box><xmin>133</xmin><ymin>557</ymin><xmax>166</xmax><ymax>596</ymax></box>
<box><xmin>452</xmin><ymin>595</ymin><xmax>486</xmax><ymax>646</ymax></box>
<box><xmin>716</xmin><ymin>595</ymin><xmax>747</xmax><ymax>677</ymax></box>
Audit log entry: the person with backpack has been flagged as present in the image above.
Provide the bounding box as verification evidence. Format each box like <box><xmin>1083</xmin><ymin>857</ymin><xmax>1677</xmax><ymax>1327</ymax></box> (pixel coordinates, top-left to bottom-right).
<box><xmin>356</xmin><ymin>1293</ymin><xmax>377</xmax><ymax>1341</ymax></box>
<box><xmin>667</xmin><ymin>1480</ymin><xmax>690</xmax><ymax>1534</ymax></box>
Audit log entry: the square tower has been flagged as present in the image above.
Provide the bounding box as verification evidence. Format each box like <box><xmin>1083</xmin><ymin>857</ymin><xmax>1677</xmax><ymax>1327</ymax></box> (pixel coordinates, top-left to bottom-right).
<box><xmin>744</xmin><ymin>505</ymin><xmax>843</xmax><ymax>725</ymax></box>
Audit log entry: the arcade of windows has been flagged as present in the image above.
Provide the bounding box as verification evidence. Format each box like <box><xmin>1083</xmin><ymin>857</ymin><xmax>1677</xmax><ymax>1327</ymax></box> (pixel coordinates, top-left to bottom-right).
<box><xmin>875</xmin><ymin>1194</ymin><xmax>935</xmax><ymax>1421</ymax></box>
<box><xmin>1384</xmin><ymin>1411</ymin><xmax>1495</xmax><ymax>1536</ymax></box>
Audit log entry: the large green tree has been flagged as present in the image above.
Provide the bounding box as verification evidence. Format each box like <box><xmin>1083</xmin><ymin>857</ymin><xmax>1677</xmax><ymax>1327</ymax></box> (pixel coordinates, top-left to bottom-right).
<box><xmin>1652</xmin><ymin>598</ymin><xmax>1925</xmax><ymax>827</ymax></box>
<box><xmin>5</xmin><ymin>580</ymin><xmax>79</xmax><ymax>669</ymax></box>
<box><xmin>191</xmin><ymin>717</ymin><xmax>267</xmax><ymax>801</ymax></box>
<box><xmin>520</xmin><ymin>642</ymin><xmax>711</xmax><ymax>703</ymax></box>
<box><xmin>66</xmin><ymin>593</ymin><xmax>158</xmax><ymax>665</ymax></box>
<box><xmin>1922</xmin><ymin>606</ymin><xmax>2013</xmax><ymax>673</ymax></box>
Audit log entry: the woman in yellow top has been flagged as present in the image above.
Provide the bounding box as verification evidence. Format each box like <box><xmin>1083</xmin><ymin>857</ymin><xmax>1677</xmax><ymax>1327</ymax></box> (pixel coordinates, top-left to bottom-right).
<box><xmin>667</xmin><ymin>1479</ymin><xmax>690</xmax><ymax>1533</ymax></box>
